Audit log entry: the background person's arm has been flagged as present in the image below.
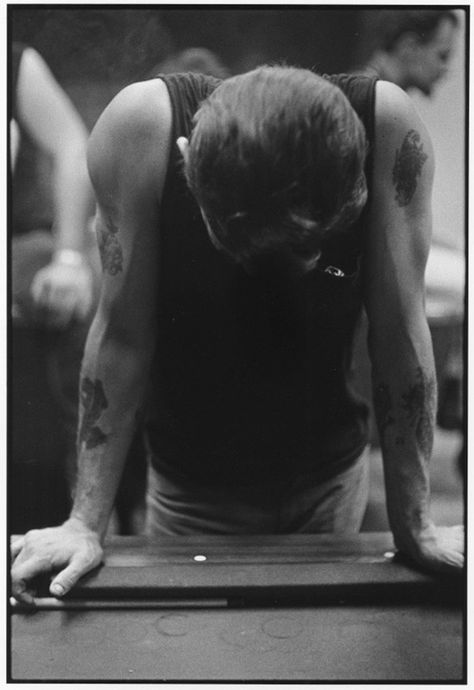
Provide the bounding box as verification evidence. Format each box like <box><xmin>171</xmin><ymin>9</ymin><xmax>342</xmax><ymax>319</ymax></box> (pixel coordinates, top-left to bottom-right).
<box><xmin>364</xmin><ymin>81</ymin><xmax>463</xmax><ymax>573</ymax></box>
<box><xmin>10</xmin><ymin>118</ymin><xmax>20</xmax><ymax>171</ymax></box>
<box><xmin>11</xmin><ymin>79</ymin><xmax>172</xmax><ymax>603</ymax></box>
<box><xmin>15</xmin><ymin>47</ymin><xmax>94</xmax><ymax>326</ymax></box>
<box><xmin>16</xmin><ymin>47</ymin><xmax>92</xmax><ymax>254</ymax></box>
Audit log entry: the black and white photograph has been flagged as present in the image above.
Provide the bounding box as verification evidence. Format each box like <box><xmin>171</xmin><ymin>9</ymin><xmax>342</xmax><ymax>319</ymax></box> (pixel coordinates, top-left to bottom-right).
<box><xmin>8</xmin><ymin>4</ymin><xmax>467</xmax><ymax>683</ymax></box>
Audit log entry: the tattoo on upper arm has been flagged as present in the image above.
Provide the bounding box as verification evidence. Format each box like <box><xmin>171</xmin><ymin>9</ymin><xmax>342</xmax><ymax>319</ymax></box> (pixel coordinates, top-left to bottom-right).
<box><xmin>392</xmin><ymin>130</ymin><xmax>428</xmax><ymax>207</ymax></box>
<box><xmin>401</xmin><ymin>367</ymin><xmax>436</xmax><ymax>458</ymax></box>
<box><xmin>78</xmin><ymin>377</ymin><xmax>108</xmax><ymax>450</ymax></box>
<box><xmin>374</xmin><ymin>383</ymin><xmax>395</xmax><ymax>440</ymax></box>
<box><xmin>97</xmin><ymin>216</ymin><xmax>123</xmax><ymax>276</ymax></box>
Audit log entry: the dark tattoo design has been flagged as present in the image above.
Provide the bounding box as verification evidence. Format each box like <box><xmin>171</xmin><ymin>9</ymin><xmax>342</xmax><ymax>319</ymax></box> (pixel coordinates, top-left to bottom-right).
<box><xmin>78</xmin><ymin>377</ymin><xmax>108</xmax><ymax>449</ymax></box>
<box><xmin>97</xmin><ymin>216</ymin><xmax>123</xmax><ymax>276</ymax></box>
<box><xmin>392</xmin><ymin>130</ymin><xmax>428</xmax><ymax>207</ymax></box>
<box><xmin>401</xmin><ymin>367</ymin><xmax>436</xmax><ymax>458</ymax></box>
<box><xmin>374</xmin><ymin>383</ymin><xmax>395</xmax><ymax>439</ymax></box>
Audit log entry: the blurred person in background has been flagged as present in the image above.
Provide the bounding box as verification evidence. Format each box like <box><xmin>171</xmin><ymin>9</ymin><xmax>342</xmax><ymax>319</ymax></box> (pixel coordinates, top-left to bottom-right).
<box><xmin>11</xmin><ymin>43</ymin><xmax>95</xmax><ymax>326</ymax></box>
<box><xmin>356</xmin><ymin>9</ymin><xmax>465</xmax><ymax>472</ymax></box>
<box><xmin>10</xmin><ymin>43</ymin><xmax>96</xmax><ymax>531</ymax></box>
<box><xmin>360</xmin><ymin>9</ymin><xmax>458</xmax><ymax>96</ymax></box>
<box><xmin>147</xmin><ymin>46</ymin><xmax>231</xmax><ymax>79</ymax></box>
<box><xmin>11</xmin><ymin>64</ymin><xmax>463</xmax><ymax>604</ymax></box>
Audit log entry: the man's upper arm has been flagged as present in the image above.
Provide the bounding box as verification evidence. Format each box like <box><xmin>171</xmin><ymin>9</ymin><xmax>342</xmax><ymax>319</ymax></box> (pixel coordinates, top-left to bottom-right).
<box><xmin>364</xmin><ymin>80</ymin><xmax>434</xmax><ymax>332</ymax></box>
<box><xmin>86</xmin><ymin>80</ymin><xmax>172</xmax><ymax>342</ymax></box>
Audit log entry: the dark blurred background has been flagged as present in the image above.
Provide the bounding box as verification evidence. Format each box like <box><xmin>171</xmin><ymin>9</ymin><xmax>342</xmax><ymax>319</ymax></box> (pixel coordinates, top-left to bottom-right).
<box><xmin>10</xmin><ymin>7</ymin><xmax>367</xmax><ymax>127</ymax></box>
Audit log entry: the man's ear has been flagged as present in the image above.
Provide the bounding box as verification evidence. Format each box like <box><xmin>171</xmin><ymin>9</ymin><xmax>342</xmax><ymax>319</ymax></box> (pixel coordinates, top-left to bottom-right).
<box><xmin>176</xmin><ymin>136</ymin><xmax>190</xmax><ymax>164</ymax></box>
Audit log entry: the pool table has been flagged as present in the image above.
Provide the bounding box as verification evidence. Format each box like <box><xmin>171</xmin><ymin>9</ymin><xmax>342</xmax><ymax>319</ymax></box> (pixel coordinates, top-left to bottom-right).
<box><xmin>9</xmin><ymin>532</ymin><xmax>465</xmax><ymax>682</ymax></box>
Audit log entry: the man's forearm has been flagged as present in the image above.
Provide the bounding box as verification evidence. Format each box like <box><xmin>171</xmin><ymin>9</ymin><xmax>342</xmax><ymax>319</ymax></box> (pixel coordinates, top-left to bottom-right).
<box><xmin>371</xmin><ymin>327</ymin><xmax>438</xmax><ymax>550</ymax></box>
<box><xmin>69</xmin><ymin>433</ymin><xmax>133</xmax><ymax>540</ymax></box>
<box><xmin>69</xmin><ymin>325</ymin><xmax>152</xmax><ymax>540</ymax></box>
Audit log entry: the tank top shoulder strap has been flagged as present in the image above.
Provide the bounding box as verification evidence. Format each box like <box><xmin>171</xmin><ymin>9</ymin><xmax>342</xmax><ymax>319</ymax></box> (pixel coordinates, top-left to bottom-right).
<box><xmin>158</xmin><ymin>72</ymin><xmax>222</xmax><ymax>141</ymax></box>
<box><xmin>323</xmin><ymin>73</ymin><xmax>378</xmax><ymax>209</ymax></box>
<box><xmin>157</xmin><ymin>73</ymin><xmax>222</xmax><ymax>206</ymax></box>
<box><xmin>323</xmin><ymin>73</ymin><xmax>378</xmax><ymax>146</ymax></box>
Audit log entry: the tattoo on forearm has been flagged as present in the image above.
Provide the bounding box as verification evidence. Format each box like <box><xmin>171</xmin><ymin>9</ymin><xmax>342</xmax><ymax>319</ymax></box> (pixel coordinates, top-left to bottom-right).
<box><xmin>78</xmin><ymin>377</ymin><xmax>108</xmax><ymax>449</ymax></box>
<box><xmin>392</xmin><ymin>130</ymin><xmax>428</xmax><ymax>207</ymax></box>
<box><xmin>97</xmin><ymin>216</ymin><xmax>123</xmax><ymax>276</ymax></box>
<box><xmin>374</xmin><ymin>382</ymin><xmax>395</xmax><ymax>440</ymax></box>
<box><xmin>401</xmin><ymin>367</ymin><xmax>436</xmax><ymax>458</ymax></box>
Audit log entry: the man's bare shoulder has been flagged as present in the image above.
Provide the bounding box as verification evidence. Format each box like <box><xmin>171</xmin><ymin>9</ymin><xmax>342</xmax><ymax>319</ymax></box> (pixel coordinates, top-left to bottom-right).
<box><xmin>88</xmin><ymin>79</ymin><xmax>172</xmax><ymax>182</ymax></box>
<box><xmin>374</xmin><ymin>80</ymin><xmax>428</xmax><ymax>137</ymax></box>
<box><xmin>102</xmin><ymin>79</ymin><xmax>170</xmax><ymax>133</ymax></box>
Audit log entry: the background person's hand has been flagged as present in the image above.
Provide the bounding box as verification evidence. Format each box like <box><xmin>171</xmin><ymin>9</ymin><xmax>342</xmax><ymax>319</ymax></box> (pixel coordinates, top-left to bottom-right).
<box><xmin>395</xmin><ymin>523</ymin><xmax>464</xmax><ymax>575</ymax></box>
<box><xmin>11</xmin><ymin>519</ymin><xmax>103</xmax><ymax>605</ymax></box>
<box><xmin>30</xmin><ymin>255</ymin><xmax>93</xmax><ymax>328</ymax></box>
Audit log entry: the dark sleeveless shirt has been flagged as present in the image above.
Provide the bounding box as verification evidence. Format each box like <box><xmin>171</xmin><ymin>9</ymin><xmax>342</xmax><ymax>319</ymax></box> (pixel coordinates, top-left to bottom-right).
<box><xmin>146</xmin><ymin>72</ymin><xmax>377</xmax><ymax>487</ymax></box>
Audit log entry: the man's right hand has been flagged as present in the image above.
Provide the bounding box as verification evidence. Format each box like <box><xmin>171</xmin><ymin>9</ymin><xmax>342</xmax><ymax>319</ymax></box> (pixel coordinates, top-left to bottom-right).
<box><xmin>10</xmin><ymin>518</ymin><xmax>103</xmax><ymax>605</ymax></box>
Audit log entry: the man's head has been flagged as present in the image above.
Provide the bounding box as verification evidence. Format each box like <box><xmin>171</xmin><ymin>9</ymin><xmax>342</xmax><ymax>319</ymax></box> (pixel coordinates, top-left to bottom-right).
<box><xmin>180</xmin><ymin>66</ymin><xmax>368</xmax><ymax>271</ymax></box>
<box><xmin>364</xmin><ymin>10</ymin><xmax>459</xmax><ymax>95</ymax></box>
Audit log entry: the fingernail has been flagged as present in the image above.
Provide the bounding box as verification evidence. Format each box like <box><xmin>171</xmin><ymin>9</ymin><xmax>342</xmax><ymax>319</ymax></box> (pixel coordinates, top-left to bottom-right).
<box><xmin>50</xmin><ymin>583</ymin><xmax>65</xmax><ymax>597</ymax></box>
